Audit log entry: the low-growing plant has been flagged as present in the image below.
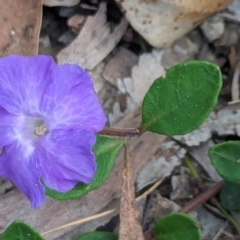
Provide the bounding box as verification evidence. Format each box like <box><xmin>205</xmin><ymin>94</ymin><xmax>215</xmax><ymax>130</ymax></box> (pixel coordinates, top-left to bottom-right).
<box><xmin>0</xmin><ymin>56</ymin><xmax>223</xmax><ymax>239</ymax></box>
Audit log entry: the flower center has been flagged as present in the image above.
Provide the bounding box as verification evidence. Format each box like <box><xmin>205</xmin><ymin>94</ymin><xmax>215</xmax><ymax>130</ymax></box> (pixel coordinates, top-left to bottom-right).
<box><xmin>17</xmin><ymin>116</ymin><xmax>49</xmax><ymax>141</ymax></box>
<box><xmin>35</xmin><ymin>123</ymin><xmax>48</xmax><ymax>136</ymax></box>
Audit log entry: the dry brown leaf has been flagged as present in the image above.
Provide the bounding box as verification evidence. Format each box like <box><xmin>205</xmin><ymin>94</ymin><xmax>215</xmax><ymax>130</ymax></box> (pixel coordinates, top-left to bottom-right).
<box><xmin>0</xmin><ymin>109</ymin><xmax>166</xmax><ymax>240</ymax></box>
<box><xmin>0</xmin><ymin>0</ymin><xmax>42</xmax><ymax>56</ymax></box>
<box><xmin>115</xmin><ymin>0</ymin><xmax>233</xmax><ymax>48</ymax></box>
<box><xmin>57</xmin><ymin>3</ymin><xmax>128</xmax><ymax>70</ymax></box>
<box><xmin>43</xmin><ymin>0</ymin><xmax>80</xmax><ymax>7</ymax></box>
<box><xmin>119</xmin><ymin>145</ymin><xmax>144</xmax><ymax>240</ymax></box>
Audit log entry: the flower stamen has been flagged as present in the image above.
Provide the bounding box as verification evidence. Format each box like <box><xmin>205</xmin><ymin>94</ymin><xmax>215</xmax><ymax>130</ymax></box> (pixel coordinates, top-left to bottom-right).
<box><xmin>35</xmin><ymin>123</ymin><xmax>48</xmax><ymax>136</ymax></box>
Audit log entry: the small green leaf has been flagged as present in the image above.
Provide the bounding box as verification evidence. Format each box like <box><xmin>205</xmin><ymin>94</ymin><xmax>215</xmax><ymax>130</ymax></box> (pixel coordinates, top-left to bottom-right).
<box><xmin>76</xmin><ymin>232</ymin><xmax>118</xmax><ymax>240</ymax></box>
<box><xmin>209</xmin><ymin>141</ymin><xmax>240</xmax><ymax>185</ymax></box>
<box><xmin>46</xmin><ymin>136</ymin><xmax>125</xmax><ymax>200</ymax></box>
<box><xmin>141</xmin><ymin>61</ymin><xmax>222</xmax><ymax>135</ymax></box>
<box><xmin>220</xmin><ymin>182</ymin><xmax>240</xmax><ymax>211</ymax></box>
<box><xmin>154</xmin><ymin>213</ymin><xmax>201</xmax><ymax>240</ymax></box>
<box><xmin>0</xmin><ymin>221</ymin><xmax>44</xmax><ymax>240</ymax></box>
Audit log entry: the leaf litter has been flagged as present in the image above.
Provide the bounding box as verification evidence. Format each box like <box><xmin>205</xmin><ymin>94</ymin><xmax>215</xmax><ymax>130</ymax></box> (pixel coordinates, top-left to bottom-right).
<box><xmin>1</xmin><ymin>0</ymin><xmax>240</xmax><ymax>239</ymax></box>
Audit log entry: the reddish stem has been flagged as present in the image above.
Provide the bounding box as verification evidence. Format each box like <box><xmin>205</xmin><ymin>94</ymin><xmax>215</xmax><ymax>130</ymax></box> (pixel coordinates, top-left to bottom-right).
<box><xmin>99</xmin><ymin>127</ymin><xmax>140</xmax><ymax>138</ymax></box>
<box><xmin>181</xmin><ymin>181</ymin><xmax>224</xmax><ymax>213</ymax></box>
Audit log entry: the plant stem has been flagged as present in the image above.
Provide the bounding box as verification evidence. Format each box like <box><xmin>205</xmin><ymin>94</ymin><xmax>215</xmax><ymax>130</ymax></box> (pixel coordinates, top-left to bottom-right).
<box><xmin>181</xmin><ymin>181</ymin><xmax>224</xmax><ymax>213</ymax></box>
<box><xmin>212</xmin><ymin>198</ymin><xmax>240</xmax><ymax>230</ymax></box>
<box><xmin>99</xmin><ymin>127</ymin><xmax>141</xmax><ymax>138</ymax></box>
<box><xmin>183</xmin><ymin>156</ymin><xmax>199</xmax><ymax>179</ymax></box>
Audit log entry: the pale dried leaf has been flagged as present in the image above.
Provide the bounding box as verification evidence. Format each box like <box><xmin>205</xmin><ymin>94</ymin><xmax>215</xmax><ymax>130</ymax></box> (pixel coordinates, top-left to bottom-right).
<box><xmin>137</xmin><ymin>140</ymin><xmax>186</xmax><ymax>191</ymax></box>
<box><xmin>115</xmin><ymin>0</ymin><xmax>233</xmax><ymax>48</ymax></box>
<box><xmin>119</xmin><ymin>145</ymin><xmax>144</xmax><ymax>240</ymax></box>
<box><xmin>0</xmin><ymin>0</ymin><xmax>42</xmax><ymax>56</ymax></box>
<box><xmin>103</xmin><ymin>47</ymin><xmax>138</xmax><ymax>86</ymax></box>
<box><xmin>123</xmin><ymin>49</ymin><xmax>165</xmax><ymax>105</ymax></box>
<box><xmin>57</xmin><ymin>3</ymin><xmax>128</xmax><ymax>70</ymax></box>
<box><xmin>43</xmin><ymin>0</ymin><xmax>80</xmax><ymax>7</ymax></box>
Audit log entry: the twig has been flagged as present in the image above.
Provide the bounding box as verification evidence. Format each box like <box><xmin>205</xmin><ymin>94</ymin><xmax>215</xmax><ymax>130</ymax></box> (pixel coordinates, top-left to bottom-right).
<box><xmin>136</xmin><ymin>178</ymin><xmax>164</xmax><ymax>202</ymax></box>
<box><xmin>212</xmin><ymin>198</ymin><xmax>240</xmax><ymax>231</ymax></box>
<box><xmin>41</xmin><ymin>178</ymin><xmax>164</xmax><ymax>236</ymax></box>
<box><xmin>180</xmin><ymin>181</ymin><xmax>224</xmax><ymax>213</ymax></box>
<box><xmin>212</xmin><ymin>221</ymin><xmax>228</xmax><ymax>240</ymax></box>
<box><xmin>41</xmin><ymin>209</ymin><xmax>117</xmax><ymax>235</ymax></box>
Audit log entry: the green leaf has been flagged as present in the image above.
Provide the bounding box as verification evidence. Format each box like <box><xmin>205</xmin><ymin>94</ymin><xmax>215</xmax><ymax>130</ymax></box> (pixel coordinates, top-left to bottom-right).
<box><xmin>154</xmin><ymin>213</ymin><xmax>201</xmax><ymax>240</ymax></box>
<box><xmin>0</xmin><ymin>221</ymin><xmax>44</xmax><ymax>240</ymax></box>
<box><xmin>220</xmin><ymin>182</ymin><xmax>240</xmax><ymax>211</ymax></box>
<box><xmin>76</xmin><ymin>232</ymin><xmax>118</xmax><ymax>240</ymax></box>
<box><xmin>141</xmin><ymin>61</ymin><xmax>222</xmax><ymax>135</ymax></box>
<box><xmin>209</xmin><ymin>141</ymin><xmax>240</xmax><ymax>185</ymax></box>
<box><xmin>46</xmin><ymin>136</ymin><xmax>125</xmax><ymax>200</ymax></box>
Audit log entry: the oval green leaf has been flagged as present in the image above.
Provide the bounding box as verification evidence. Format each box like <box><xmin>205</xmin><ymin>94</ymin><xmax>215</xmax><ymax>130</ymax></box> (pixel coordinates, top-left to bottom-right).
<box><xmin>141</xmin><ymin>61</ymin><xmax>222</xmax><ymax>135</ymax></box>
<box><xmin>220</xmin><ymin>181</ymin><xmax>240</xmax><ymax>211</ymax></box>
<box><xmin>0</xmin><ymin>221</ymin><xmax>44</xmax><ymax>240</ymax></box>
<box><xmin>209</xmin><ymin>141</ymin><xmax>240</xmax><ymax>185</ymax></box>
<box><xmin>76</xmin><ymin>232</ymin><xmax>118</xmax><ymax>240</ymax></box>
<box><xmin>46</xmin><ymin>136</ymin><xmax>125</xmax><ymax>200</ymax></box>
<box><xmin>154</xmin><ymin>213</ymin><xmax>201</xmax><ymax>240</ymax></box>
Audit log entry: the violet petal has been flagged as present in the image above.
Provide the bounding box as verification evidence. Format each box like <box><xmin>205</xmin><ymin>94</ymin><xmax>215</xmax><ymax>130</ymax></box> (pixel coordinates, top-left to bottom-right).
<box><xmin>37</xmin><ymin>128</ymin><xmax>96</xmax><ymax>192</ymax></box>
<box><xmin>0</xmin><ymin>143</ymin><xmax>44</xmax><ymax>208</ymax></box>
<box><xmin>0</xmin><ymin>106</ymin><xmax>22</xmax><ymax>147</ymax></box>
<box><xmin>41</xmin><ymin>64</ymin><xmax>106</xmax><ymax>132</ymax></box>
<box><xmin>0</xmin><ymin>55</ymin><xmax>55</xmax><ymax>115</ymax></box>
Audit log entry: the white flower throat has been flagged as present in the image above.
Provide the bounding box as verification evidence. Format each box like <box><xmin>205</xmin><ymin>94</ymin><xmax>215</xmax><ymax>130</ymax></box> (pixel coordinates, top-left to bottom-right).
<box><xmin>17</xmin><ymin>116</ymin><xmax>49</xmax><ymax>141</ymax></box>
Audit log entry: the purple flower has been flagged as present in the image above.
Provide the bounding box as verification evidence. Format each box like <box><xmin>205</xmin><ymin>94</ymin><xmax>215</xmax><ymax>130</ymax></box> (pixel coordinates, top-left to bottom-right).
<box><xmin>0</xmin><ymin>55</ymin><xmax>106</xmax><ymax>207</ymax></box>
